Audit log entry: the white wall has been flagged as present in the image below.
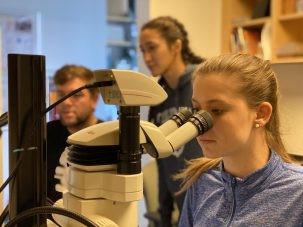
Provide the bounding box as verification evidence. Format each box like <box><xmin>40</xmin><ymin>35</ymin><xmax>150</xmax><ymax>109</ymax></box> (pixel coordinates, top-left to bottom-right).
<box><xmin>272</xmin><ymin>63</ymin><xmax>303</xmax><ymax>157</ymax></box>
<box><xmin>149</xmin><ymin>0</ymin><xmax>222</xmax><ymax>59</ymax></box>
<box><xmin>0</xmin><ymin>0</ymin><xmax>107</xmax><ymax>72</ymax></box>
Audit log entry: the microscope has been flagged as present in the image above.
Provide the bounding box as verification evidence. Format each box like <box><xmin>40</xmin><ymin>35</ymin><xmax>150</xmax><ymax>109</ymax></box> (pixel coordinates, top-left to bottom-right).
<box><xmin>50</xmin><ymin>69</ymin><xmax>213</xmax><ymax>226</ymax></box>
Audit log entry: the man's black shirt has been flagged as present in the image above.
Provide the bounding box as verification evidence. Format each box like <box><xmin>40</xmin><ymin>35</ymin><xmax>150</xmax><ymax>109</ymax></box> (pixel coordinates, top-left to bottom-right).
<box><xmin>47</xmin><ymin>120</ymin><xmax>70</xmax><ymax>202</ymax></box>
<box><xmin>46</xmin><ymin>119</ymin><xmax>102</xmax><ymax>202</ymax></box>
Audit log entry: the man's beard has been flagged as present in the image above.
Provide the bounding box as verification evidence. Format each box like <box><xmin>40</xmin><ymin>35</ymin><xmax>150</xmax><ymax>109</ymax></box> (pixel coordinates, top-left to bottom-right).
<box><xmin>61</xmin><ymin>114</ymin><xmax>89</xmax><ymax>129</ymax></box>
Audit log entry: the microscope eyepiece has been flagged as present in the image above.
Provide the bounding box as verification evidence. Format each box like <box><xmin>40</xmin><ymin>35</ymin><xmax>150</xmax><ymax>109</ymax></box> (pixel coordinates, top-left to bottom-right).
<box><xmin>158</xmin><ymin>108</ymin><xmax>193</xmax><ymax>136</ymax></box>
<box><xmin>188</xmin><ymin>110</ymin><xmax>213</xmax><ymax>134</ymax></box>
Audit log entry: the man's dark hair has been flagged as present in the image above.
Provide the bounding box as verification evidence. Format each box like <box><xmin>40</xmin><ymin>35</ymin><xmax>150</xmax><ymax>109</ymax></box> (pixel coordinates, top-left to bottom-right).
<box><xmin>53</xmin><ymin>64</ymin><xmax>98</xmax><ymax>96</ymax></box>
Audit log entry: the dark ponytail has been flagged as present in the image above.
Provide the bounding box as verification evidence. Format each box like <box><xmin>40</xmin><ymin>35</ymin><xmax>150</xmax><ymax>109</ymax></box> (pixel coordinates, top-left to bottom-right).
<box><xmin>141</xmin><ymin>16</ymin><xmax>205</xmax><ymax>64</ymax></box>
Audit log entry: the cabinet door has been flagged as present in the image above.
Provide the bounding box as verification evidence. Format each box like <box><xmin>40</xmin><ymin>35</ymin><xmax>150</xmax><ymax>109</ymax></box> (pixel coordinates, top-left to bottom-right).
<box><xmin>272</xmin><ymin>0</ymin><xmax>303</xmax><ymax>63</ymax></box>
<box><xmin>222</xmin><ymin>0</ymin><xmax>270</xmax><ymax>59</ymax></box>
<box><xmin>222</xmin><ymin>0</ymin><xmax>303</xmax><ymax>63</ymax></box>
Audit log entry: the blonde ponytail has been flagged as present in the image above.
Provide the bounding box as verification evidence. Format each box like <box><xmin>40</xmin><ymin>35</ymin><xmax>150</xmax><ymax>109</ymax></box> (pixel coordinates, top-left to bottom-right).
<box><xmin>175</xmin><ymin>157</ymin><xmax>222</xmax><ymax>194</ymax></box>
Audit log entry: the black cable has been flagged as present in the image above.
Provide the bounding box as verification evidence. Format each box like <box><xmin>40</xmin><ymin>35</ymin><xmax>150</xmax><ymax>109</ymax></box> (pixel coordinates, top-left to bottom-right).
<box><xmin>0</xmin><ymin>80</ymin><xmax>114</xmax><ymax>225</ymax></box>
<box><xmin>0</xmin><ymin>112</ymin><xmax>8</xmax><ymax>127</ymax></box>
<box><xmin>0</xmin><ymin>150</ymin><xmax>25</xmax><ymax>193</ymax></box>
<box><xmin>47</xmin><ymin>213</ymin><xmax>62</xmax><ymax>227</ymax></box>
<box><xmin>0</xmin><ymin>80</ymin><xmax>114</xmax><ymax>194</ymax></box>
<box><xmin>4</xmin><ymin>206</ymin><xmax>98</xmax><ymax>227</ymax></box>
<box><xmin>45</xmin><ymin>197</ymin><xmax>62</xmax><ymax>226</ymax></box>
<box><xmin>44</xmin><ymin>80</ymin><xmax>114</xmax><ymax>114</ymax></box>
<box><xmin>46</xmin><ymin>197</ymin><xmax>54</xmax><ymax>206</ymax></box>
<box><xmin>0</xmin><ymin>204</ymin><xmax>9</xmax><ymax>226</ymax></box>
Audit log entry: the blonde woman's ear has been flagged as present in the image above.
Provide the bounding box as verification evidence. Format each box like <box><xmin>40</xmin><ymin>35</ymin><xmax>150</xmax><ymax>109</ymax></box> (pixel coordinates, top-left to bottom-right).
<box><xmin>255</xmin><ymin>101</ymin><xmax>272</xmax><ymax>127</ymax></box>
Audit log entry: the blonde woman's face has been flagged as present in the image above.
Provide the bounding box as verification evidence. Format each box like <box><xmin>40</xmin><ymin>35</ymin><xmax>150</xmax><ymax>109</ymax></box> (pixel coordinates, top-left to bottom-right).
<box><xmin>192</xmin><ymin>73</ymin><xmax>257</xmax><ymax>159</ymax></box>
<box><xmin>139</xmin><ymin>28</ymin><xmax>178</xmax><ymax>76</ymax></box>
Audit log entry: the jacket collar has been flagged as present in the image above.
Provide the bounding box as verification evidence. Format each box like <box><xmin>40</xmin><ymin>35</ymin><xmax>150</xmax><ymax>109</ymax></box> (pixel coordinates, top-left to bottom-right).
<box><xmin>220</xmin><ymin>150</ymin><xmax>281</xmax><ymax>201</ymax></box>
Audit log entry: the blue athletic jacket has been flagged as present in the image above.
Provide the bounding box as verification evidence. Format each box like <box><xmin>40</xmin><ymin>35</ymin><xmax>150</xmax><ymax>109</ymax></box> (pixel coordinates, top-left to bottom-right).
<box><xmin>179</xmin><ymin>151</ymin><xmax>303</xmax><ymax>227</ymax></box>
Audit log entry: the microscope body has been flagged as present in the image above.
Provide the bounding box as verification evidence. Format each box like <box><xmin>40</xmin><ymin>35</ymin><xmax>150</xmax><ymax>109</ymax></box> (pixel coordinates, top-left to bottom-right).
<box><xmin>52</xmin><ymin>69</ymin><xmax>167</xmax><ymax>227</ymax></box>
<box><xmin>52</xmin><ymin>119</ymin><xmax>177</xmax><ymax>226</ymax></box>
<box><xmin>51</xmin><ymin>69</ymin><xmax>213</xmax><ymax>226</ymax></box>
<box><xmin>54</xmin><ymin>162</ymin><xmax>142</xmax><ymax>226</ymax></box>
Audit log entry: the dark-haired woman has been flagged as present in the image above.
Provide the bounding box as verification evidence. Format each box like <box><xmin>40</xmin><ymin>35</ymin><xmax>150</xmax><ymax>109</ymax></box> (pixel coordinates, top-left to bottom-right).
<box><xmin>139</xmin><ymin>16</ymin><xmax>205</xmax><ymax>227</ymax></box>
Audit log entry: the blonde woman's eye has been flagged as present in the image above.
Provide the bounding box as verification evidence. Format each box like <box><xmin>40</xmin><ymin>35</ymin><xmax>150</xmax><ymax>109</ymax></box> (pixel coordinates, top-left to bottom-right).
<box><xmin>192</xmin><ymin>108</ymin><xmax>199</xmax><ymax>114</ymax></box>
<box><xmin>211</xmin><ymin>109</ymin><xmax>223</xmax><ymax>115</ymax></box>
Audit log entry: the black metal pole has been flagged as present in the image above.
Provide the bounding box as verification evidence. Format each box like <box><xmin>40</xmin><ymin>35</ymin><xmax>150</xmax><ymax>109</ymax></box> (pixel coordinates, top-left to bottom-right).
<box><xmin>118</xmin><ymin>106</ymin><xmax>141</xmax><ymax>174</ymax></box>
<box><xmin>8</xmin><ymin>54</ymin><xmax>46</xmax><ymax>226</ymax></box>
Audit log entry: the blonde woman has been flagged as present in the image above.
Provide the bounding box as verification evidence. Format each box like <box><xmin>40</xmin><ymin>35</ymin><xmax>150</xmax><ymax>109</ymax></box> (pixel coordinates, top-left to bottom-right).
<box><xmin>178</xmin><ymin>53</ymin><xmax>303</xmax><ymax>226</ymax></box>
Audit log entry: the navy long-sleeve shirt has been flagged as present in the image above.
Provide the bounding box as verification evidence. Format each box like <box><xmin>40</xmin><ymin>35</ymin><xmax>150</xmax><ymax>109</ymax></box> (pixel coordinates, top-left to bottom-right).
<box><xmin>148</xmin><ymin>64</ymin><xmax>203</xmax><ymax>225</ymax></box>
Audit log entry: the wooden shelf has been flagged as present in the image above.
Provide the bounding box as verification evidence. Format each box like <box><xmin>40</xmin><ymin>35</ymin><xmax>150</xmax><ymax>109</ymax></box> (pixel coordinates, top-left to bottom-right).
<box><xmin>289</xmin><ymin>152</ymin><xmax>303</xmax><ymax>160</ymax></box>
<box><xmin>222</xmin><ymin>0</ymin><xmax>303</xmax><ymax>62</ymax></box>
<box><xmin>272</xmin><ymin>56</ymin><xmax>303</xmax><ymax>64</ymax></box>
<box><xmin>279</xmin><ymin>12</ymin><xmax>303</xmax><ymax>22</ymax></box>
<box><xmin>232</xmin><ymin>17</ymin><xmax>270</xmax><ymax>28</ymax></box>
